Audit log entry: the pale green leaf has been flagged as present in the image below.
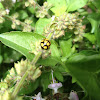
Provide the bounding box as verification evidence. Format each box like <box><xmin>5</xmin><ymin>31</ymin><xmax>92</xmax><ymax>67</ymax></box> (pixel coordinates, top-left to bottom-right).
<box><xmin>0</xmin><ymin>31</ymin><xmax>44</xmax><ymax>60</ymax></box>
<box><xmin>47</xmin><ymin>0</ymin><xmax>67</xmax><ymax>16</ymax></box>
<box><xmin>35</xmin><ymin>18</ymin><xmax>51</xmax><ymax>35</ymax></box>
<box><xmin>0</xmin><ymin>2</ymin><xmax>4</xmax><ymax>9</ymax></box>
<box><xmin>87</xmin><ymin>17</ymin><xmax>99</xmax><ymax>33</ymax></box>
<box><xmin>84</xmin><ymin>33</ymin><xmax>96</xmax><ymax>44</ymax></box>
<box><xmin>66</xmin><ymin>0</ymin><xmax>88</xmax><ymax>12</ymax></box>
<box><xmin>60</xmin><ymin>39</ymin><xmax>74</xmax><ymax>61</ymax></box>
<box><xmin>50</xmin><ymin>40</ymin><xmax>60</xmax><ymax>58</ymax></box>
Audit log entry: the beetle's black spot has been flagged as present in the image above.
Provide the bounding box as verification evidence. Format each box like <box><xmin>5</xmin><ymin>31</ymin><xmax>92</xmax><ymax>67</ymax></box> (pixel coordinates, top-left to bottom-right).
<box><xmin>40</xmin><ymin>39</ymin><xmax>51</xmax><ymax>50</ymax></box>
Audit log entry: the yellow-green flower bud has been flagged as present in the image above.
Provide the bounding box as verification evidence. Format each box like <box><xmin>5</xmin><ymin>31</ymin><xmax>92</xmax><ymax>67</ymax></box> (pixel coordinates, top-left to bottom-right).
<box><xmin>2</xmin><ymin>90</ymin><xmax>11</xmax><ymax>100</ymax></box>
<box><xmin>25</xmin><ymin>2</ymin><xmax>30</xmax><ymax>7</ymax></box>
<box><xmin>11</xmin><ymin>23</ymin><xmax>16</xmax><ymax>29</ymax></box>
<box><xmin>15</xmin><ymin>20</ymin><xmax>20</xmax><ymax>25</ymax></box>
<box><xmin>25</xmin><ymin>19</ymin><xmax>33</xmax><ymax>24</ymax></box>
<box><xmin>0</xmin><ymin>17</ymin><xmax>4</xmax><ymax>23</ymax></box>
<box><xmin>43</xmin><ymin>2</ymin><xmax>48</xmax><ymax>7</ymax></box>
<box><xmin>32</xmin><ymin>68</ymin><xmax>41</xmax><ymax>80</ymax></box>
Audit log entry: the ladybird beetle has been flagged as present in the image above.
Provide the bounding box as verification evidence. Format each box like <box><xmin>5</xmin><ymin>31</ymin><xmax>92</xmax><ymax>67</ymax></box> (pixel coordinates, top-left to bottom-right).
<box><xmin>40</xmin><ymin>39</ymin><xmax>51</xmax><ymax>50</ymax></box>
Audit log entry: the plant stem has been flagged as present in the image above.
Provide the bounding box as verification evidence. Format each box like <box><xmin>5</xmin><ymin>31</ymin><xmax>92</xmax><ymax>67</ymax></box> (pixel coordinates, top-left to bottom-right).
<box><xmin>12</xmin><ymin>70</ymin><xmax>29</xmax><ymax>98</ymax></box>
<box><xmin>4</xmin><ymin>15</ymin><xmax>34</xmax><ymax>30</ymax></box>
<box><xmin>12</xmin><ymin>52</ymin><xmax>42</xmax><ymax>98</ymax></box>
<box><xmin>12</xmin><ymin>24</ymin><xmax>53</xmax><ymax>99</ymax></box>
<box><xmin>31</xmin><ymin>52</ymin><xmax>42</xmax><ymax>65</ymax></box>
<box><xmin>35</xmin><ymin>1</ymin><xmax>51</xmax><ymax>19</ymax></box>
<box><xmin>47</xmin><ymin>32</ymin><xmax>53</xmax><ymax>40</ymax></box>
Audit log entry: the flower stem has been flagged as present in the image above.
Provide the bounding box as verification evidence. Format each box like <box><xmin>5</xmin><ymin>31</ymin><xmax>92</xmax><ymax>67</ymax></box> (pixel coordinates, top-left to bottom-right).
<box><xmin>12</xmin><ymin>70</ymin><xmax>29</xmax><ymax>98</ymax></box>
<box><xmin>12</xmin><ymin>53</ymin><xmax>42</xmax><ymax>98</ymax></box>
<box><xmin>47</xmin><ymin>32</ymin><xmax>53</xmax><ymax>40</ymax></box>
<box><xmin>12</xmin><ymin>29</ymin><xmax>53</xmax><ymax>99</ymax></box>
<box><xmin>31</xmin><ymin>52</ymin><xmax>42</xmax><ymax>65</ymax></box>
<box><xmin>4</xmin><ymin>15</ymin><xmax>34</xmax><ymax>30</ymax></box>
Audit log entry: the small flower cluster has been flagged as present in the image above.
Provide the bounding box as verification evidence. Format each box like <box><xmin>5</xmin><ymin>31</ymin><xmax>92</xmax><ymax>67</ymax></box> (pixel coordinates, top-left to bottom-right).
<box><xmin>23</xmin><ymin>18</ymin><xmax>33</xmax><ymax>32</ymax></box>
<box><xmin>1</xmin><ymin>0</ymin><xmax>14</xmax><ymax>8</ymax></box>
<box><xmin>0</xmin><ymin>89</ymin><xmax>12</xmax><ymax>100</ymax></box>
<box><xmin>0</xmin><ymin>91</ymin><xmax>23</xmax><ymax>100</ymax></box>
<box><xmin>36</xmin><ymin>2</ymin><xmax>52</xmax><ymax>18</ymax></box>
<box><xmin>25</xmin><ymin>0</ymin><xmax>36</xmax><ymax>7</ymax></box>
<box><xmin>0</xmin><ymin>82</ymin><xmax>23</xmax><ymax>100</ymax></box>
<box><xmin>11</xmin><ymin>13</ymin><xmax>20</xmax><ymax>29</ymax></box>
<box><xmin>42</xmin><ymin>49</ymin><xmax>51</xmax><ymax>59</ymax></box>
<box><xmin>30</xmin><ymin>40</ymin><xmax>42</xmax><ymax>55</ymax></box>
<box><xmin>11</xmin><ymin>13</ymin><xmax>34</xmax><ymax>32</ymax></box>
<box><xmin>4</xmin><ymin>59</ymin><xmax>41</xmax><ymax>86</ymax></box>
<box><xmin>15</xmin><ymin>59</ymin><xmax>41</xmax><ymax>80</ymax></box>
<box><xmin>0</xmin><ymin>82</ymin><xmax>8</xmax><ymax>96</ymax></box>
<box><xmin>0</xmin><ymin>9</ymin><xmax>6</xmax><ymax>23</ymax></box>
<box><xmin>44</xmin><ymin>12</ymin><xmax>84</xmax><ymax>42</ymax></box>
<box><xmin>4</xmin><ymin>67</ymin><xmax>18</xmax><ymax>86</ymax></box>
<box><xmin>0</xmin><ymin>2</ymin><xmax>34</xmax><ymax>32</ymax></box>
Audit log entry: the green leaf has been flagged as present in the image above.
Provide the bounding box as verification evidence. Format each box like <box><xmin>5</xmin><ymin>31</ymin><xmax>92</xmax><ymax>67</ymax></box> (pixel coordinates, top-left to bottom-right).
<box><xmin>54</xmin><ymin>71</ymin><xmax>64</xmax><ymax>82</ymax></box>
<box><xmin>0</xmin><ymin>2</ymin><xmax>4</xmax><ymax>9</ymax></box>
<box><xmin>0</xmin><ymin>55</ymin><xmax>3</xmax><ymax>64</ymax></box>
<box><xmin>47</xmin><ymin>0</ymin><xmax>67</xmax><ymax>16</ymax></box>
<box><xmin>50</xmin><ymin>40</ymin><xmax>60</xmax><ymax>58</ymax></box>
<box><xmin>88</xmin><ymin>13</ymin><xmax>100</xmax><ymax>21</ymax></box>
<box><xmin>72</xmin><ymin>77</ymin><xmax>77</xmax><ymax>83</ymax></box>
<box><xmin>37</xmin><ymin>57</ymin><xmax>61</xmax><ymax>67</ymax></box>
<box><xmin>66</xmin><ymin>0</ymin><xmax>88</xmax><ymax>12</ymax></box>
<box><xmin>19</xmin><ymin>80</ymin><xmax>39</xmax><ymax>95</ymax></box>
<box><xmin>60</xmin><ymin>39</ymin><xmax>72</xmax><ymax>58</ymax></box>
<box><xmin>0</xmin><ymin>19</ymin><xmax>12</xmax><ymax>33</ymax></box>
<box><xmin>0</xmin><ymin>31</ymin><xmax>44</xmax><ymax>60</ymax></box>
<box><xmin>28</xmin><ymin>6</ymin><xmax>35</xmax><ymax>14</ymax></box>
<box><xmin>0</xmin><ymin>43</ymin><xmax>3</xmax><ymax>64</ymax></box>
<box><xmin>18</xmin><ymin>10</ymin><xmax>28</xmax><ymax>20</ymax></box>
<box><xmin>41</xmin><ymin>72</ymin><xmax>50</xmax><ymax>91</ymax></box>
<box><xmin>95</xmin><ymin>28</ymin><xmax>100</xmax><ymax>47</ymax></box>
<box><xmin>87</xmin><ymin>13</ymin><xmax>100</xmax><ymax>46</ymax></box>
<box><xmin>87</xmin><ymin>17</ymin><xmax>99</xmax><ymax>33</ymax></box>
<box><xmin>54</xmin><ymin>64</ymin><xmax>66</xmax><ymax>73</ymax></box>
<box><xmin>66</xmin><ymin>50</ymin><xmax>100</xmax><ymax>100</ymax></box>
<box><xmin>84</xmin><ymin>33</ymin><xmax>96</xmax><ymax>44</ymax></box>
<box><xmin>91</xmin><ymin>0</ymin><xmax>100</xmax><ymax>10</ymax></box>
<box><xmin>79</xmin><ymin>50</ymin><xmax>99</xmax><ymax>56</ymax></box>
<box><xmin>35</xmin><ymin>18</ymin><xmax>51</xmax><ymax>35</ymax></box>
